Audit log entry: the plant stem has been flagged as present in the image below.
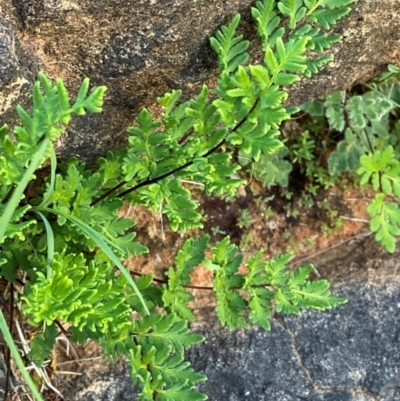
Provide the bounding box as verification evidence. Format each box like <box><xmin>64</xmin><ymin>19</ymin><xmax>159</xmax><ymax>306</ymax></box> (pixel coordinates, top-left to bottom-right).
<box><xmin>90</xmin><ymin>97</ymin><xmax>261</xmax><ymax>205</ymax></box>
<box><xmin>130</xmin><ymin>270</ymin><xmax>273</xmax><ymax>291</ymax></box>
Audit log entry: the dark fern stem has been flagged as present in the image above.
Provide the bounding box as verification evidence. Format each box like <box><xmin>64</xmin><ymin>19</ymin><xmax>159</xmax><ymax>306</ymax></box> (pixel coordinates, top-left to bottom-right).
<box><xmin>90</xmin><ymin>97</ymin><xmax>260</xmax><ymax>206</ymax></box>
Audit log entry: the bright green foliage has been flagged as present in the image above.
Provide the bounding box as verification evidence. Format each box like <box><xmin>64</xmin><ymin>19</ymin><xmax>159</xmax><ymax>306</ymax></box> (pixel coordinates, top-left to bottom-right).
<box><xmin>286</xmin><ymin>0</ymin><xmax>355</xmax><ymax>77</ymax></box>
<box><xmin>239</xmin><ymin>0</ymin><xmax>354</xmax><ymax>188</ymax></box>
<box><xmin>357</xmin><ymin>147</ymin><xmax>400</xmax><ymax>252</ymax></box>
<box><xmin>307</xmin><ymin>6</ymin><xmax>353</xmax><ymax>30</ymax></box>
<box><xmin>206</xmin><ymin>238</ymin><xmax>248</xmax><ymax>330</ymax></box>
<box><xmin>0</xmin><ymin>73</ymin><xmax>106</xmax><ymax>241</ymax></box>
<box><xmin>366</xmin><ymin>194</ymin><xmax>400</xmax><ymax>254</ymax></box>
<box><xmin>358</xmin><ymin>146</ymin><xmax>400</xmax><ymax>196</ymax></box>
<box><xmin>0</xmin><ymin>1</ymin><xmax>355</xmax><ymax>399</ymax></box>
<box><xmin>278</xmin><ymin>0</ymin><xmax>307</xmax><ymax>29</ymax></box>
<box><xmin>204</xmin><ymin>238</ymin><xmax>346</xmax><ymax>331</ymax></box>
<box><xmin>209</xmin><ymin>14</ymin><xmax>250</xmax><ymax>74</ymax></box>
<box><xmin>22</xmin><ymin>253</ymin><xmax>134</xmax><ymax>344</ymax></box>
<box><xmin>120</xmin><ymin>86</ymin><xmax>243</xmax><ymax>231</ymax></box>
<box><xmin>128</xmin><ymin>313</ymin><xmax>206</xmax><ymax>401</ymax></box>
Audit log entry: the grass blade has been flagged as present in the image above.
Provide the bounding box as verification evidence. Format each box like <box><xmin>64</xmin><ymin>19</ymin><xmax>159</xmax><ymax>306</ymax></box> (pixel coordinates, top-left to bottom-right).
<box><xmin>0</xmin><ymin>309</ymin><xmax>45</xmax><ymax>401</ymax></box>
<box><xmin>39</xmin><ymin>143</ymin><xmax>57</xmax><ymax>207</ymax></box>
<box><xmin>34</xmin><ymin>211</ymin><xmax>54</xmax><ymax>279</ymax></box>
<box><xmin>0</xmin><ymin>138</ymin><xmax>50</xmax><ymax>243</ymax></box>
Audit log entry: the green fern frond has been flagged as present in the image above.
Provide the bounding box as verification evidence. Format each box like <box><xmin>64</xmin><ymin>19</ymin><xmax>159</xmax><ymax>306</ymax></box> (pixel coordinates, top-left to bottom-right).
<box><xmin>205</xmin><ymin>238</ymin><xmax>347</xmax><ymax>330</ymax></box>
<box><xmin>271</xmin><ymin>254</ymin><xmax>346</xmax><ymax>313</ymax></box>
<box><xmin>265</xmin><ymin>252</ymin><xmax>292</xmax><ymax>286</ymax></box>
<box><xmin>185</xmin><ymin>85</ymin><xmax>226</xmax><ymax>152</ymax></box>
<box><xmin>134</xmin><ymin>313</ymin><xmax>204</xmax><ymax>354</ymax></box>
<box><xmin>265</xmin><ymin>36</ymin><xmax>310</xmax><ymax>74</ymax></box>
<box><xmin>251</xmin><ymin>0</ymin><xmax>282</xmax><ymax>48</ymax></box>
<box><xmin>169</xmin><ymin>236</ymin><xmax>209</xmax><ymax>288</ymax></box>
<box><xmin>278</xmin><ymin>0</ymin><xmax>307</xmax><ymax>28</ymax></box>
<box><xmin>162</xmin><ymin>180</ymin><xmax>203</xmax><ymax>232</ymax></box>
<box><xmin>191</xmin><ymin>152</ymin><xmax>245</xmax><ymax>196</ymax></box>
<box><xmin>291</xmin><ymin>280</ymin><xmax>346</xmax><ymax>309</ymax></box>
<box><xmin>22</xmin><ymin>252</ymin><xmax>133</xmax><ymax>337</ymax></box>
<box><xmin>307</xmin><ymin>7</ymin><xmax>352</xmax><ymax>29</ymax></box>
<box><xmin>72</xmin><ymin>76</ymin><xmax>107</xmax><ymax>116</ymax></box>
<box><xmin>206</xmin><ymin>238</ymin><xmax>247</xmax><ymax>330</ymax></box>
<box><xmin>367</xmin><ymin>194</ymin><xmax>400</xmax><ymax>253</ymax></box>
<box><xmin>357</xmin><ymin>146</ymin><xmax>400</xmax><ymax>197</ymax></box>
<box><xmin>128</xmin><ymin>331</ymin><xmax>206</xmax><ymax>401</ymax></box>
<box><xmin>248</xmin><ymin>287</ymin><xmax>273</xmax><ymax>330</ymax></box>
<box><xmin>97</xmin><ymin>150</ymin><xmax>126</xmax><ymax>188</ymax></box>
<box><xmin>235</xmin><ymin>114</ymin><xmax>285</xmax><ymax>162</ymax></box>
<box><xmin>304</xmin><ymin>55</ymin><xmax>333</xmax><ymax>77</ymax></box>
<box><xmin>306</xmin><ymin>31</ymin><xmax>342</xmax><ymax>53</ymax></box>
<box><xmin>154</xmin><ymin>348</ymin><xmax>207</xmax><ymax>388</ymax></box>
<box><xmin>209</xmin><ymin>14</ymin><xmax>250</xmax><ymax>74</ymax></box>
<box><xmin>318</xmin><ymin>0</ymin><xmax>358</xmax><ymax>9</ymax></box>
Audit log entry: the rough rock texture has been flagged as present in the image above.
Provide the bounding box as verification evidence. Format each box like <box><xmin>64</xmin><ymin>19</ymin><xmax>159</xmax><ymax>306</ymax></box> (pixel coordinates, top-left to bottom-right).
<box><xmin>0</xmin><ymin>16</ymin><xmax>18</xmax><ymax>89</ymax></box>
<box><xmin>0</xmin><ymin>0</ymin><xmax>400</xmax><ymax>162</ymax></box>
<box><xmin>65</xmin><ymin>237</ymin><xmax>400</xmax><ymax>401</ymax></box>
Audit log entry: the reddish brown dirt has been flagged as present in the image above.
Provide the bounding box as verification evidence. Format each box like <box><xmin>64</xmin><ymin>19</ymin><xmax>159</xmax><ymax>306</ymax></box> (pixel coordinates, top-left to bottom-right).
<box><xmin>119</xmin><ymin>176</ymin><xmax>376</xmax><ymax>309</ymax></box>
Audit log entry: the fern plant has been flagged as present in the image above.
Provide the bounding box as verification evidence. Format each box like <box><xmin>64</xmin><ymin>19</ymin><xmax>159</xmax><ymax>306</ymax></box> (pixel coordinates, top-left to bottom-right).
<box><xmin>247</xmin><ymin>62</ymin><xmax>400</xmax><ymax>253</ymax></box>
<box><xmin>298</xmin><ymin>64</ymin><xmax>400</xmax><ymax>252</ymax></box>
<box><xmin>0</xmin><ymin>0</ymin><xmax>356</xmax><ymax>399</ymax></box>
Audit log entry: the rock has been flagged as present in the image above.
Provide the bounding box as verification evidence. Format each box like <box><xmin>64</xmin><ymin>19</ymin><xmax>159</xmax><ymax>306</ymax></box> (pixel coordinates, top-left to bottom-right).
<box><xmin>64</xmin><ymin>237</ymin><xmax>400</xmax><ymax>401</ymax></box>
<box><xmin>0</xmin><ymin>1</ymin><xmax>400</xmax><ymax>162</ymax></box>
<box><xmin>0</xmin><ymin>16</ymin><xmax>18</xmax><ymax>89</ymax></box>
<box><xmin>0</xmin><ymin>9</ymin><xmax>40</xmax><ymax>131</ymax></box>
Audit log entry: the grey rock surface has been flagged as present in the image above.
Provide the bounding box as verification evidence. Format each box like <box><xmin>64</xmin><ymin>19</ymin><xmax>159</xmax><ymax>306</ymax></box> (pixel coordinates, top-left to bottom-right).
<box><xmin>66</xmin><ymin>238</ymin><xmax>400</xmax><ymax>401</ymax></box>
<box><xmin>0</xmin><ymin>16</ymin><xmax>18</xmax><ymax>89</ymax></box>
<box><xmin>0</xmin><ymin>1</ymin><xmax>400</xmax><ymax>162</ymax></box>
<box><xmin>0</xmin><ymin>9</ymin><xmax>41</xmax><ymax>131</ymax></box>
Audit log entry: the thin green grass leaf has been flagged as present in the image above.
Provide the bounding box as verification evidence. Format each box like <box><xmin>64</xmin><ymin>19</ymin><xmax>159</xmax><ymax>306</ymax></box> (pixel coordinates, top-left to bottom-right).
<box><xmin>40</xmin><ymin>143</ymin><xmax>57</xmax><ymax>207</ymax></box>
<box><xmin>0</xmin><ymin>138</ymin><xmax>49</xmax><ymax>243</ymax></box>
<box><xmin>34</xmin><ymin>211</ymin><xmax>54</xmax><ymax>279</ymax></box>
<box><xmin>0</xmin><ymin>309</ymin><xmax>45</xmax><ymax>401</ymax></box>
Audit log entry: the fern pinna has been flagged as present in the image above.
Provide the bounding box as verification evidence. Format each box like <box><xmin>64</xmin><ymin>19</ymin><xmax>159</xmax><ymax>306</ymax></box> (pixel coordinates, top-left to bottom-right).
<box><xmin>0</xmin><ymin>0</ymin><xmax>356</xmax><ymax>400</ymax></box>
